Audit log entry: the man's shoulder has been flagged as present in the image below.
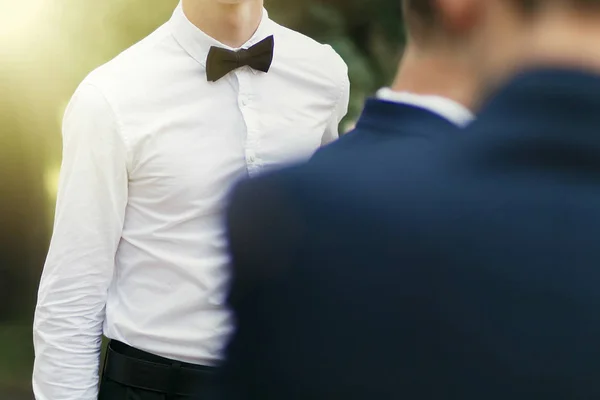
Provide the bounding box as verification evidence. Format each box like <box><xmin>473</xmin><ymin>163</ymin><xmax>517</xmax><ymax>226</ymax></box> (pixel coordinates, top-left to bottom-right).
<box><xmin>272</xmin><ymin>21</ymin><xmax>345</xmax><ymax>64</ymax></box>
<box><xmin>230</xmin><ymin>100</ymin><xmax>496</xmax><ymax>238</ymax></box>
<box><xmin>314</xmin><ymin>110</ymin><xmax>459</xmax><ymax>165</ymax></box>
<box><xmin>271</xmin><ymin>21</ymin><xmax>348</xmax><ymax>87</ymax></box>
<box><xmin>235</xmin><ymin>141</ymin><xmax>440</xmax><ymax>227</ymax></box>
<box><xmin>77</xmin><ymin>23</ymin><xmax>175</xmax><ymax>105</ymax></box>
<box><xmin>312</xmin><ymin>125</ymin><xmax>385</xmax><ymax>162</ymax></box>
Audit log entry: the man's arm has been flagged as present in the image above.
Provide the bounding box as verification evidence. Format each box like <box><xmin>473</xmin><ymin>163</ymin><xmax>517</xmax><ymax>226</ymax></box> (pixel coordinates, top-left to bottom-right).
<box><xmin>222</xmin><ymin>174</ymin><xmax>306</xmax><ymax>398</ymax></box>
<box><xmin>321</xmin><ymin>50</ymin><xmax>350</xmax><ymax>146</ymax></box>
<box><xmin>225</xmin><ymin>174</ymin><xmax>305</xmax><ymax>309</ymax></box>
<box><xmin>33</xmin><ymin>83</ymin><xmax>129</xmax><ymax>400</ymax></box>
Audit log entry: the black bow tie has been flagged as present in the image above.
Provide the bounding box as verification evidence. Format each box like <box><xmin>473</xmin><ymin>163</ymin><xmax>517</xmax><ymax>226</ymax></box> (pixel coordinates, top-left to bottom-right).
<box><xmin>206</xmin><ymin>35</ymin><xmax>274</xmax><ymax>82</ymax></box>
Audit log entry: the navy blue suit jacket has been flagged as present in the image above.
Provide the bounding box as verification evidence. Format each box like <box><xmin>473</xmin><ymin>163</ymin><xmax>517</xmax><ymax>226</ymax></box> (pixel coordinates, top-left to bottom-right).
<box><xmin>221</xmin><ymin>69</ymin><xmax>600</xmax><ymax>400</ymax></box>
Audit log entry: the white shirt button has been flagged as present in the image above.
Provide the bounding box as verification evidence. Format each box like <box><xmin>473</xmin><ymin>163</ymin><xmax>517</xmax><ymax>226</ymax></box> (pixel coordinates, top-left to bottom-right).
<box><xmin>246</xmin><ymin>150</ymin><xmax>256</xmax><ymax>163</ymax></box>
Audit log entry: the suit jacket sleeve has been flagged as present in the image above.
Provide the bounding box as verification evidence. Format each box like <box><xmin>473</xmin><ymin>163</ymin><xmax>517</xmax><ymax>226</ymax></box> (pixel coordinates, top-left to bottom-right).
<box><xmin>222</xmin><ymin>174</ymin><xmax>306</xmax><ymax>399</ymax></box>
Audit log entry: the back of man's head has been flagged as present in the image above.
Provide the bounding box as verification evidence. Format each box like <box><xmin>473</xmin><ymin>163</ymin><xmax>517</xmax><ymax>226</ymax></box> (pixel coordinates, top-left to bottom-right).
<box><xmin>393</xmin><ymin>0</ymin><xmax>481</xmax><ymax>111</ymax></box>
<box><xmin>511</xmin><ymin>0</ymin><xmax>600</xmax><ymax>11</ymax></box>
<box><xmin>387</xmin><ymin>0</ymin><xmax>485</xmax><ymax>113</ymax></box>
<box><xmin>433</xmin><ymin>0</ymin><xmax>600</xmax><ymax>93</ymax></box>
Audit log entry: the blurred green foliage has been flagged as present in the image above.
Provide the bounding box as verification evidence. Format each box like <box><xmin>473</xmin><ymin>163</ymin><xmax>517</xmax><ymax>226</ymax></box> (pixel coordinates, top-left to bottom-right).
<box><xmin>0</xmin><ymin>0</ymin><xmax>405</xmax><ymax>396</ymax></box>
<box><xmin>266</xmin><ymin>0</ymin><xmax>405</xmax><ymax>122</ymax></box>
<box><xmin>0</xmin><ymin>325</ymin><xmax>34</xmax><ymax>388</ymax></box>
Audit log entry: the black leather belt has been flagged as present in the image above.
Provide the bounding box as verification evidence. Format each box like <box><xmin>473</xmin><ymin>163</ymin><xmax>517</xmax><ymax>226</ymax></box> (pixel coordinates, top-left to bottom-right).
<box><xmin>103</xmin><ymin>340</ymin><xmax>218</xmax><ymax>397</ymax></box>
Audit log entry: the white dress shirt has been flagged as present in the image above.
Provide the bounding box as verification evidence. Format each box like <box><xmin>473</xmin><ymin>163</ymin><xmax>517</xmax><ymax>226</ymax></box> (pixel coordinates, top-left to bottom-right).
<box><xmin>376</xmin><ymin>88</ymin><xmax>474</xmax><ymax>127</ymax></box>
<box><xmin>32</xmin><ymin>3</ymin><xmax>349</xmax><ymax>399</ymax></box>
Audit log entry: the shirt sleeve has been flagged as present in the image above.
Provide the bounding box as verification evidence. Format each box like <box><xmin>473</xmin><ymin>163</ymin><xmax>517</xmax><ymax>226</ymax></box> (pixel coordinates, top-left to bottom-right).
<box><xmin>32</xmin><ymin>82</ymin><xmax>129</xmax><ymax>400</ymax></box>
<box><xmin>321</xmin><ymin>52</ymin><xmax>351</xmax><ymax>146</ymax></box>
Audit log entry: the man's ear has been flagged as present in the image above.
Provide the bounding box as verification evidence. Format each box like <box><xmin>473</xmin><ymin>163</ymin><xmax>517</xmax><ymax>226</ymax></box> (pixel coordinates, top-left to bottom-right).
<box><xmin>434</xmin><ymin>0</ymin><xmax>482</xmax><ymax>35</ymax></box>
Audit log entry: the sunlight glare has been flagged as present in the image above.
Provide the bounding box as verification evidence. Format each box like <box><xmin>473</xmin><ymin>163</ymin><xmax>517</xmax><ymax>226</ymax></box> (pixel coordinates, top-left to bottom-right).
<box><xmin>44</xmin><ymin>164</ymin><xmax>61</xmax><ymax>202</ymax></box>
<box><xmin>0</xmin><ymin>0</ymin><xmax>50</xmax><ymax>54</ymax></box>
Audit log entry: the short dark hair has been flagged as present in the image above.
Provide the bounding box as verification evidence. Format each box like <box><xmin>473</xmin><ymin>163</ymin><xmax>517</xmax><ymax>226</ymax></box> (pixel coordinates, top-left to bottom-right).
<box><xmin>403</xmin><ymin>0</ymin><xmax>436</xmax><ymax>22</ymax></box>
<box><xmin>402</xmin><ymin>0</ymin><xmax>439</xmax><ymax>43</ymax></box>
<box><xmin>513</xmin><ymin>0</ymin><xmax>600</xmax><ymax>12</ymax></box>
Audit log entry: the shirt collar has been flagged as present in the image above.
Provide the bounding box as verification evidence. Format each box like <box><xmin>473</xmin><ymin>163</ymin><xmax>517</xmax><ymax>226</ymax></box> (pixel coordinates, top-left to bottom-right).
<box><xmin>376</xmin><ymin>88</ymin><xmax>474</xmax><ymax>127</ymax></box>
<box><xmin>169</xmin><ymin>1</ymin><xmax>274</xmax><ymax>68</ymax></box>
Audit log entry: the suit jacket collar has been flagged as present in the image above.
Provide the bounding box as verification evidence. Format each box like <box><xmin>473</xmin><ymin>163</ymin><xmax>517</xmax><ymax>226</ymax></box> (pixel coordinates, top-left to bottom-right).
<box><xmin>355</xmin><ymin>98</ymin><xmax>459</xmax><ymax>137</ymax></box>
<box><xmin>376</xmin><ymin>89</ymin><xmax>474</xmax><ymax>127</ymax></box>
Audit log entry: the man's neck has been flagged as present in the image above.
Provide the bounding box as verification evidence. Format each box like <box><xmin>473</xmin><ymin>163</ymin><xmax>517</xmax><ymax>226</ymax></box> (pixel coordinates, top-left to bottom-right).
<box><xmin>521</xmin><ymin>9</ymin><xmax>600</xmax><ymax>76</ymax></box>
<box><xmin>182</xmin><ymin>0</ymin><xmax>264</xmax><ymax>48</ymax></box>
<box><xmin>391</xmin><ymin>44</ymin><xmax>477</xmax><ymax>111</ymax></box>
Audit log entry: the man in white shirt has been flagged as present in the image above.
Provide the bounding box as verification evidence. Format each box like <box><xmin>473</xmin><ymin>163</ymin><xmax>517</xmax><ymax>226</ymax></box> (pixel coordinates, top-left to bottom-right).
<box><xmin>31</xmin><ymin>0</ymin><xmax>349</xmax><ymax>398</ymax></box>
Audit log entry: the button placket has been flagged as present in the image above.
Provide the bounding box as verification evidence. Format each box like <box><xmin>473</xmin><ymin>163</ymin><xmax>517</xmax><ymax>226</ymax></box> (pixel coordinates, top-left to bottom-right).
<box><xmin>236</xmin><ymin>69</ymin><xmax>251</xmax><ymax>110</ymax></box>
<box><xmin>245</xmin><ymin>149</ymin><xmax>256</xmax><ymax>164</ymax></box>
<box><xmin>237</xmin><ymin>69</ymin><xmax>261</xmax><ymax>173</ymax></box>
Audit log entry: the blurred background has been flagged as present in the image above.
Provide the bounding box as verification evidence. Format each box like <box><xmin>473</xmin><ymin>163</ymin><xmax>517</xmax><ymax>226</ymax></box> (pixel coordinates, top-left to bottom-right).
<box><xmin>0</xmin><ymin>0</ymin><xmax>405</xmax><ymax>397</ymax></box>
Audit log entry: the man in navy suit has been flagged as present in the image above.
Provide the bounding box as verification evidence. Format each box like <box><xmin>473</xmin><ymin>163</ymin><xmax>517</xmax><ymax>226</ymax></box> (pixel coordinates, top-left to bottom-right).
<box><xmin>221</xmin><ymin>0</ymin><xmax>600</xmax><ymax>399</ymax></box>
